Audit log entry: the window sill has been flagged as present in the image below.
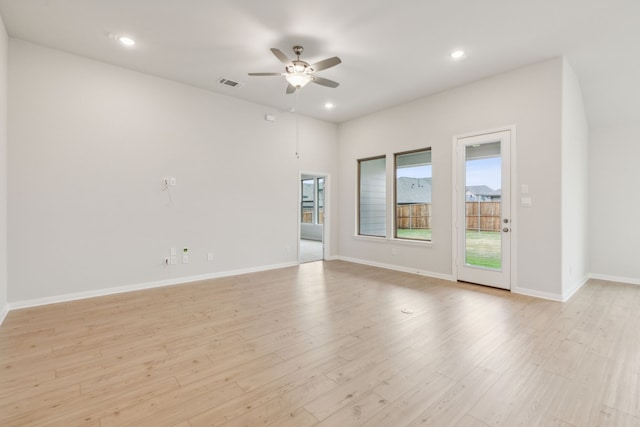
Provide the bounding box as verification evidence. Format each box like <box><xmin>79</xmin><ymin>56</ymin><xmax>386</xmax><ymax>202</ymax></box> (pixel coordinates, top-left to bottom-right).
<box><xmin>353</xmin><ymin>235</ymin><xmax>433</xmax><ymax>248</ymax></box>
<box><xmin>353</xmin><ymin>234</ymin><xmax>388</xmax><ymax>243</ymax></box>
<box><xmin>389</xmin><ymin>238</ymin><xmax>433</xmax><ymax>248</ymax></box>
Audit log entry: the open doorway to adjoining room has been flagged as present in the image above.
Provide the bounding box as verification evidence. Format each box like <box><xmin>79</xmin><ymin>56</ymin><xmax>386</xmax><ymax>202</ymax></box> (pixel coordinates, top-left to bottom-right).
<box><xmin>300</xmin><ymin>174</ymin><xmax>325</xmax><ymax>263</ymax></box>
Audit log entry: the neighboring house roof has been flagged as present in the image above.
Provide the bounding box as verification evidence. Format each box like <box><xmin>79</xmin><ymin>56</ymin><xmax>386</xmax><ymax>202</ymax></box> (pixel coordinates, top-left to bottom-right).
<box><xmin>466</xmin><ymin>185</ymin><xmax>501</xmax><ymax>197</ymax></box>
<box><xmin>397</xmin><ymin>177</ymin><xmax>432</xmax><ymax>204</ymax></box>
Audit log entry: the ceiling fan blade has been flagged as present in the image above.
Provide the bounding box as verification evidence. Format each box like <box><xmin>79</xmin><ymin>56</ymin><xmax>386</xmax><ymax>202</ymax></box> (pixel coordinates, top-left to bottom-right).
<box><xmin>310</xmin><ymin>57</ymin><xmax>341</xmax><ymax>72</ymax></box>
<box><xmin>286</xmin><ymin>84</ymin><xmax>297</xmax><ymax>94</ymax></box>
<box><xmin>248</xmin><ymin>72</ymin><xmax>282</xmax><ymax>76</ymax></box>
<box><xmin>271</xmin><ymin>48</ymin><xmax>292</xmax><ymax>66</ymax></box>
<box><xmin>311</xmin><ymin>76</ymin><xmax>340</xmax><ymax>88</ymax></box>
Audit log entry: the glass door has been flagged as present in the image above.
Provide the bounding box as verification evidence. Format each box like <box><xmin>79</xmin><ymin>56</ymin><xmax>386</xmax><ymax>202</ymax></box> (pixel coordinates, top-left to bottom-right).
<box><xmin>456</xmin><ymin>131</ymin><xmax>511</xmax><ymax>289</ymax></box>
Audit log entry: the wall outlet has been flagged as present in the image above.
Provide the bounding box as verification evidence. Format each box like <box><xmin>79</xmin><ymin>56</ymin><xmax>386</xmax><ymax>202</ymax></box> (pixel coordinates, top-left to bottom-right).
<box><xmin>170</xmin><ymin>247</ymin><xmax>177</xmax><ymax>255</ymax></box>
<box><xmin>170</xmin><ymin>256</ymin><xmax>177</xmax><ymax>265</ymax></box>
<box><xmin>182</xmin><ymin>255</ymin><xmax>189</xmax><ymax>264</ymax></box>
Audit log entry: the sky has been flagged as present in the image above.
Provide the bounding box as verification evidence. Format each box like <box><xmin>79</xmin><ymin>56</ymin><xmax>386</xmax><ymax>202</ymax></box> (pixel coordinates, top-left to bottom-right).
<box><xmin>465</xmin><ymin>157</ymin><xmax>501</xmax><ymax>190</ymax></box>
<box><xmin>396</xmin><ymin>157</ymin><xmax>501</xmax><ymax>190</ymax></box>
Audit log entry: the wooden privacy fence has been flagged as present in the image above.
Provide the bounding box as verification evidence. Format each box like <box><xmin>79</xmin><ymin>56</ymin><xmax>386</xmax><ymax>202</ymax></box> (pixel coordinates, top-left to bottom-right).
<box><xmin>465</xmin><ymin>201</ymin><xmax>501</xmax><ymax>232</ymax></box>
<box><xmin>302</xmin><ymin>208</ymin><xmax>324</xmax><ymax>224</ymax></box>
<box><xmin>396</xmin><ymin>202</ymin><xmax>501</xmax><ymax>232</ymax></box>
<box><xmin>397</xmin><ymin>204</ymin><xmax>431</xmax><ymax>229</ymax></box>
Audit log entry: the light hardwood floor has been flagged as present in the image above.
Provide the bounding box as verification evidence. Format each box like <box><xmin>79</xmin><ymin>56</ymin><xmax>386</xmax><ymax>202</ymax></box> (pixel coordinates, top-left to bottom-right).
<box><xmin>1</xmin><ymin>260</ymin><xmax>639</xmax><ymax>426</ymax></box>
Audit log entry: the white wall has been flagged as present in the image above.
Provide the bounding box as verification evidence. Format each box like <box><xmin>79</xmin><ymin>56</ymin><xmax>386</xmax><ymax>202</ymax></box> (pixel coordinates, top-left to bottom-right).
<box><xmin>0</xmin><ymin>16</ymin><xmax>8</xmax><ymax>320</ymax></box>
<box><xmin>338</xmin><ymin>59</ymin><xmax>565</xmax><ymax>298</ymax></box>
<box><xmin>7</xmin><ymin>40</ymin><xmax>338</xmax><ymax>304</ymax></box>
<box><xmin>561</xmin><ymin>59</ymin><xmax>589</xmax><ymax>298</ymax></box>
<box><xmin>589</xmin><ymin>124</ymin><xmax>640</xmax><ymax>284</ymax></box>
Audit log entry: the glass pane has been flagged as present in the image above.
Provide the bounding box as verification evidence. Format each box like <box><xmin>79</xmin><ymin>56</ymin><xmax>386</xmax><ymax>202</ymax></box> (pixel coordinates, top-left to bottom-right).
<box><xmin>359</xmin><ymin>157</ymin><xmax>386</xmax><ymax>237</ymax></box>
<box><xmin>317</xmin><ymin>178</ymin><xmax>324</xmax><ymax>225</ymax></box>
<box><xmin>301</xmin><ymin>179</ymin><xmax>314</xmax><ymax>223</ymax></box>
<box><xmin>465</xmin><ymin>142</ymin><xmax>501</xmax><ymax>269</ymax></box>
<box><xmin>395</xmin><ymin>150</ymin><xmax>432</xmax><ymax>241</ymax></box>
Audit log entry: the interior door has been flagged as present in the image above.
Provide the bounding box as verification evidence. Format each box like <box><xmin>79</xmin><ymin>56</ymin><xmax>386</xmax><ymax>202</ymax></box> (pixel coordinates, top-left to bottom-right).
<box><xmin>456</xmin><ymin>130</ymin><xmax>511</xmax><ymax>289</ymax></box>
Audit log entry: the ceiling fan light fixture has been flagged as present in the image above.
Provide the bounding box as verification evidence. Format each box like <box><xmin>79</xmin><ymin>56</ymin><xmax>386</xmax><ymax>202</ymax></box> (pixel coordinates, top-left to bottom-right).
<box><xmin>285</xmin><ymin>73</ymin><xmax>312</xmax><ymax>88</ymax></box>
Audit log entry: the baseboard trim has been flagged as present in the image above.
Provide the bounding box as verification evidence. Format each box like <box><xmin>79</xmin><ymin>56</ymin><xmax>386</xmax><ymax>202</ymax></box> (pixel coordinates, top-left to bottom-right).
<box><xmin>337</xmin><ymin>256</ymin><xmax>455</xmax><ymax>282</ymax></box>
<box><xmin>511</xmin><ymin>286</ymin><xmax>564</xmax><ymax>302</ymax></box>
<box><xmin>0</xmin><ymin>304</ymin><xmax>8</xmax><ymax>326</ymax></box>
<box><xmin>588</xmin><ymin>273</ymin><xmax>640</xmax><ymax>286</ymax></box>
<box><xmin>7</xmin><ymin>261</ymin><xmax>299</xmax><ymax>311</ymax></box>
<box><xmin>561</xmin><ymin>275</ymin><xmax>589</xmax><ymax>301</ymax></box>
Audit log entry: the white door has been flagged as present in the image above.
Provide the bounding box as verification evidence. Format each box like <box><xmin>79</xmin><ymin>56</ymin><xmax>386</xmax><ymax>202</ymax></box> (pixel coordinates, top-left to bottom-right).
<box><xmin>455</xmin><ymin>130</ymin><xmax>511</xmax><ymax>289</ymax></box>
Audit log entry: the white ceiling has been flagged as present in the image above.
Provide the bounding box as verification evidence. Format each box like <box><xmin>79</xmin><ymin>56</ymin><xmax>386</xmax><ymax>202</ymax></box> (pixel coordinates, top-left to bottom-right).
<box><xmin>0</xmin><ymin>0</ymin><xmax>638</xmax><ymax>126</ymax></box>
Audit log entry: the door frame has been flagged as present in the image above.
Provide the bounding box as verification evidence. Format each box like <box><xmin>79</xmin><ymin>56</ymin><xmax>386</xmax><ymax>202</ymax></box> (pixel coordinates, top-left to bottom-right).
<box><xmin>298</xmin><ymin>171</ymin><xmax>330</xmax><ymax>263</ymax></box>
<box><xmin>451</xmin><ymin>125</ymin><xmax>517</xmax><ymax>289</ymax></box>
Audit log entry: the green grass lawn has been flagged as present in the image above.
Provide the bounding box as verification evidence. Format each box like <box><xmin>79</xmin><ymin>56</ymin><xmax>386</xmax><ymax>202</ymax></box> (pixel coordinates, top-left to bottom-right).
<box><xmin>396</xmin><ymin>228</ymin><xmax>432</xmax><ymax>240</ymax></box>
<box><xmin>396</xmin><ymin>228</ymin><xmax>501</xmax><ymax>269</ymax></box>
<box><xmin>465</xmin><ymin>230</ymin><xmax>501</xmax><ymax>269</ymax></box>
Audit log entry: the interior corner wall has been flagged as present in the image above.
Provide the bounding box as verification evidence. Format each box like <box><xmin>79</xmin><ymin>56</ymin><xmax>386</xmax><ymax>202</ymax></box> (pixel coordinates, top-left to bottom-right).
<box><xmin>0</xmin><ymin>16</ymin><xmax>8</xmax><ymax>320</ymax></box>
<box><xmin>7</xmin><ymin>39</ymin><xmax>338</xmax><ymax>304</ymax></box>
<box><xmin>337</xmin><ymin>58</ymin><xmax>564</xmax><ymax>299</ymax></box>
<box><xmin>560</xmin><ymin>58</ymin><xmax>589</xmax><ymax>298</ymax></box>
<box><xmin>589</xmin><ymin>124</ymin><xmax>640</xmax><ymax>284</ymax></box>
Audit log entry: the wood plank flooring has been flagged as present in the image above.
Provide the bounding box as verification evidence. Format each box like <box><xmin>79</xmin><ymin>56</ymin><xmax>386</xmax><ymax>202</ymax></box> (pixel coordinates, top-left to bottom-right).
<box><xmin>1</xmin><ymin>260</ymin><xmax>639</xmax><ymax>426</ymax></box>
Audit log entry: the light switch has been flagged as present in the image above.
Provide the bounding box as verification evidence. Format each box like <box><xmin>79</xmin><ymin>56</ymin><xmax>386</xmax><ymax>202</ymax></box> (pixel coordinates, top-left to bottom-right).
<box><xmin>521</xmin><ymin>197</ymin><xmax>533</xmax><ymax>207</ymax></box>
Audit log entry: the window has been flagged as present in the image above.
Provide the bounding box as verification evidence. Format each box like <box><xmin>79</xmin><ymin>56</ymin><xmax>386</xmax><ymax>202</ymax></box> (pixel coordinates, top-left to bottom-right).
<box><xmin>301</xmin><ymin>177</ymin><xmax>324</xmax><ymax>225</ymax></box>
<box><xmin>358</xmin><ymin>156</ymin><xmax>386</xmax><ymax>237</ymax></box>
<box><xmin>301</xmin><ymin>179</ymin><xmax>315</xmax><ymax>223</ymax></box>
<box><xmin>395</xmin><ymin>149</ymin><xmax>432</xmax><ymax>241</ymax></box>
<box><xmin>317</xmin><ymin>178</ymin><xmax>324</xmax><ymax>225</ymax></box>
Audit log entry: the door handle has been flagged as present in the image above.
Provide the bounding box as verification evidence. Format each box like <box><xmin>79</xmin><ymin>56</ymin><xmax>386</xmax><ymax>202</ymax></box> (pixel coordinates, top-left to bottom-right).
<box><xmin>503</xmin><ymin>227</ymin><xmax>510</xmax><ymax>232</ymax></box>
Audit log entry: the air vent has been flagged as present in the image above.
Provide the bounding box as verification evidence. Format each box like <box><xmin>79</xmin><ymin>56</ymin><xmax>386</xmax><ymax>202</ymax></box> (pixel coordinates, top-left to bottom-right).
<box><xmin>218</xmin><ymin>78</ymin><xmax>243</xmax><ymax>88</ymax></box>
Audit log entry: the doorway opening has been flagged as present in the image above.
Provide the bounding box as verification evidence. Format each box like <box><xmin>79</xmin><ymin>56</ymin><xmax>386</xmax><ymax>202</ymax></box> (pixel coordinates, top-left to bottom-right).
<box><xmin>300</xmin><ymin>174</ymin><xmax>325</xmax><ymax>263</ymax></box>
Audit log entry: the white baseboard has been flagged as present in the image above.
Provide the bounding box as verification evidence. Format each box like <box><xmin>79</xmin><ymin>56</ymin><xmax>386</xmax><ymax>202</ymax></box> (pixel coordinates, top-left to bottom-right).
<box><xmin>562</xmin><ymin>275</ymin><xmax>589</xmax><ymax>301</ymax></box>
<box><xmin>0</xmin><ymin>304</ymin><xmax>8</xmax><ymax>326</ymax></box>
<box><xmin>337</xmin><ymin>256</ymin><xmax>455</xmax><ymax>282</ymax></box>
<box><xmin>511</xmin><ymin>275</ymin><xmax>588</xmax><ymax>302</ymax></box>
<box><xmin>511</xmin><ymin>286</ymin><xmax>564</xmax><ymax>302</ymax></box>
<box><xmin>7</xmin><ymin>261</ymin><xmax>299</xmax><ymax>311</ymax></box>
<box><xmin>588</xmin><ymin>273</ymin><xmax>640</xmax><ymax>286</ymax></box>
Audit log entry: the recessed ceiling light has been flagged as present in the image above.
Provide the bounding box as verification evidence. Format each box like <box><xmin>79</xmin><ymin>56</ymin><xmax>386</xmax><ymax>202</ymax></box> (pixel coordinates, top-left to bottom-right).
<box><xmin>324</xmin><ymin>102</ymin><xmax>335</xmax><ymax>110</ymax></box>
<box><xmin>118</xmin><ymin>36</ymin><xmax>135</xmax><ymax>47</ymax></box>
<box><xmin>451</xmin><ymin>50</ymin><xmax>466</xmax><ymax>60</ymax></box>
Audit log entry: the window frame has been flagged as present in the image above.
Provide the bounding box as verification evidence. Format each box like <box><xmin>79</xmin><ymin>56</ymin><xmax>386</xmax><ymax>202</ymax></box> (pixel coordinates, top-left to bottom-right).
<box><xmin>394</xmin><ymin>147</ymin><xmax>432</xmax><ymax>242</ymax></box>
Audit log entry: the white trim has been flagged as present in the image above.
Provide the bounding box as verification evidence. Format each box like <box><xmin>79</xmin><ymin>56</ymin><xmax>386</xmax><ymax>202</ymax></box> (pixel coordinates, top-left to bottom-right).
<box><xmin>338</xmin><ymin>255</ymin><xmax>455</xmax><ymax>282</ymax></box>
<box><xmin>511</xmin><ymin>285</ymin><xmax>564</xmax><ymax>302</ymax></box>
<box><xmin>0</xmin><ymin>305</ymin><xmax>8</xmax><ymax>325</ymax></box>
<box><xmin>589</xmin><ymin>273</ymin><xmax>640</xmax><ymax>286</ymax></box>
<box><xmin>388</xmin><ymin>238</ymin><xmax>433</xmax><ymax>248</ymax></box>
<box><xmin>7</xmin><ymin>261</ymin><xmax>298</xmax><ymax>311</ymax></box>
<box><xmin>562</xmin><ymin>275</ymin><xmax>589</xmax><ymax>301</ymax></box>
<box><xmin>451</xmin><ymin>125</ymin><xmax>517</xmax><ymax>290</ymax></box>
<box><xmin>353</xmin><ymin>234</ymin><xmax>388</xmax><ymax>243</ymax></box>
<box><xmin>299</xmin><ymin>170</ymin><xmax>330</xmax><ymax>262</ymax></box>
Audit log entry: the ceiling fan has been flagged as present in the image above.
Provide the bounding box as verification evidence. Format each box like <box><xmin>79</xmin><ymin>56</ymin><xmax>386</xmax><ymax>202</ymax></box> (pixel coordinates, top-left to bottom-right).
<box><xmin>248</xmin><ymin>45</ymin><xmax>341</xmax><ymax>94</ymax></box>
